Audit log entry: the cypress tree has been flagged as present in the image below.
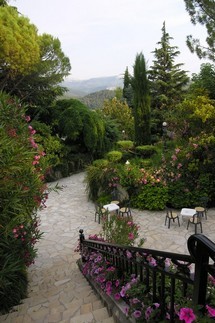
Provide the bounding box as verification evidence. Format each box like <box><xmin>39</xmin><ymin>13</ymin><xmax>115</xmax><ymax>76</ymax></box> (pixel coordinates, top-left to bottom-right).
<box><xmin>132</xmin><ymin>53</ymin><xmax>151</xmax><ymax>145</ymax></box>
<box><xmin>123</xmin><ymin>66</ymin><xmax>133</xmax><ymax>108</ymax></box>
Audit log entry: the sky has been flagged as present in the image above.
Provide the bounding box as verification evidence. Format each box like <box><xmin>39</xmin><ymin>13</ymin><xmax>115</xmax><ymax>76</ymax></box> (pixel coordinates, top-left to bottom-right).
<box><xmin>11</xmin><ymin>0</ymin><xmax>209</xmax><ymax>80</ymax></box>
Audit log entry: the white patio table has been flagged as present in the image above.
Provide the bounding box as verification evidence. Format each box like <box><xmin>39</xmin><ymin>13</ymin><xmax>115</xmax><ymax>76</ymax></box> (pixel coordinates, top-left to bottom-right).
<box><xmin>180</xmin><ymin>208</ymin><xmax>196</xmax><ymax>222</ymax></box>
<box><xmin>103</xmin><ymin>203</ymin><xmax>119</xmax><ymax>213</ymax></box>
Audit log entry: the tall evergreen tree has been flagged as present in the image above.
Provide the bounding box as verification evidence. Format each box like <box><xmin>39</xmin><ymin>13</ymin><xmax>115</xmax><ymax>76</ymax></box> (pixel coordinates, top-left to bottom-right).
<box><xmin>123</xmin><ymin>66</ymin><xmax>133</xmax><ymax>108</ymax></box>
<box><xmin>132</xmin><ymin>53</ymin><xmax>151</xmax><ymax>145</ymax></box>
<box><xmin>149</xmin><ymin>22</ymin><xmax>189</xmax><ymax>111</ymax></box>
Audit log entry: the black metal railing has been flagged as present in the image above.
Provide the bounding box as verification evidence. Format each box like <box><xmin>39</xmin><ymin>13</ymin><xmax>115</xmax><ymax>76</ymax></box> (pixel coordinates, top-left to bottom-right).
<box><xmin>78</xmin><ymin>230</ymin><xmax>215</xmax><ymax>322</ymax></box>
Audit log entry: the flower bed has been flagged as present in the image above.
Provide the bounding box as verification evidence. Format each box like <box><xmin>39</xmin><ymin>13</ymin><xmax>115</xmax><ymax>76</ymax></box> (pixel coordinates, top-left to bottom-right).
<box><xmin>79</xmin><ymin>249</ymin><xmax>215</xmax><ymax>322</ymax></box>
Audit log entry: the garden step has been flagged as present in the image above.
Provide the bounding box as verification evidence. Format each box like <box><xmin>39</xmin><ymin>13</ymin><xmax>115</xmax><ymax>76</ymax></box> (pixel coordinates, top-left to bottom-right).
<box><xmin>0</xmin><ymin>264</ymin><xmax>115</xmax><ymax>322</ymax></box>
<box><xmin>0</xmin><ymin>287</ymin><xmax>114</xmax><ymax>322</ymax></box>
<box><xmin>0</xmin><ymin>300</ymin><xmax>114</xmax><ymax>322</ymax></box>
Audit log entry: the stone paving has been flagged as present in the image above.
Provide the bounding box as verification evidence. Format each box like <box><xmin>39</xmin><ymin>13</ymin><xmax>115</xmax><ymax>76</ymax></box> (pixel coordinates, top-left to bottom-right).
<box><xmin>1</xmin><ymin>172</ymin><xmax>215</xmax><ymax>322</ymax></box>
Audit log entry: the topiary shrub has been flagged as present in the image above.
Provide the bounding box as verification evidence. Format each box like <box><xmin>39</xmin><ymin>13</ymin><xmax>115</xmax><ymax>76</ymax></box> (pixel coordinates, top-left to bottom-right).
<box><xmin>117</xmin><ymin>140</ymin><xmax>134</xmax><ymax>150</ymax></box>
<box><xmin>93</xmin><ymin>159</ymin><xmax>109</xmax><ymax>167</ymax></box>
<box><xmin>135</xmin><ymin>145</ymin><xmax>157</xmax><ymax>158</ymax></box>
<box><xmin>106</xmin><ymin>150</ymin><xmax>122</xmax><ymax>162</ymax></box>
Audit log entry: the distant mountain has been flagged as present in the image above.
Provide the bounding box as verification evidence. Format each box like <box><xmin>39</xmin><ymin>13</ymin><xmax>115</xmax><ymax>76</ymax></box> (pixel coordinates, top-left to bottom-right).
<box><xmin>80</xmin><ymin>89</ymin><xmax>116</xmax><ymax>109</ymax></box>
<box><xmin>62</xmin><ymin>75</ymin><xmax>123</xmax><ymax>97</ymax></box>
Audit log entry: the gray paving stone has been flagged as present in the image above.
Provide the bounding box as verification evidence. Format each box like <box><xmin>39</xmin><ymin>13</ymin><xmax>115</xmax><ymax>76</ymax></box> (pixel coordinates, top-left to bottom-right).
<box><xmin>1</xmin><ymin>172</ymin><xmax>214</xmax><ymax>323</ymax></box>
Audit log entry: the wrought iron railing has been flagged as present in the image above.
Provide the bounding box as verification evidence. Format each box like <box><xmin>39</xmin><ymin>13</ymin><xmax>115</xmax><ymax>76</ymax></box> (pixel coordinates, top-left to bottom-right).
<box><xmin>79</xmin><ymin>230</ymin><xmax>215</xmax><ymax>322</ymax></box>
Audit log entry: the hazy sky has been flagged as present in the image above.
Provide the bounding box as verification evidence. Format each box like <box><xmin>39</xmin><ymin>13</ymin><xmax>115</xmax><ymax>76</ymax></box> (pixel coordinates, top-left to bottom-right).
<box><xmin>11</xmin><ymin>0</ymin><xmax>209</xmax><ymax>80</ymax></box>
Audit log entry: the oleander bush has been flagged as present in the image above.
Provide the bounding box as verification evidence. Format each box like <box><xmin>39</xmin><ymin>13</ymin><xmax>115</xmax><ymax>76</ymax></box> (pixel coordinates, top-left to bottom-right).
<box><xmin>0</xmin><ymin>92</ymin><xmax>51</xmax><ymax>313</ymax></box>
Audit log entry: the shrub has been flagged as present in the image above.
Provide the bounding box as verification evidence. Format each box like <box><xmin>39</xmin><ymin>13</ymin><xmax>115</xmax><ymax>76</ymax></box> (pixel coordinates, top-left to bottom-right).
<box><xmin>135</xmin><ymin>145</ymin><xmax>157</xmax><ymax>158</ymax></box>
<box><xmin>116</xmin><ymin>140</ymin><xmax>134</xmax><ymax>150</ymax></box>
<box><xmin>0</xmin><ymin>92</ymin><xmax>50</xmax><ymax>312</ymax></box>
<box><xmin>106</xmin><ymin>150</ymin><xmax>122</xmax><ymax>162</ymax></box>
<box><xmin>100</xmin><ymin>213</ymin><xmax>144</xmax><ymax>247</ymax></box>
<box><xmin>0</xmin><ymin>237</ymin><xmax>28</xmax><ymax>314</ymax></box>
<box><xmin>131</xmin><ymin>184</ymin><xmax>168</xmax><ymax>210</ymax></box>
<box><xmin>92</xmin><ymin>159</ymin><xmax>109</xmax><ymax>167</ymax></box>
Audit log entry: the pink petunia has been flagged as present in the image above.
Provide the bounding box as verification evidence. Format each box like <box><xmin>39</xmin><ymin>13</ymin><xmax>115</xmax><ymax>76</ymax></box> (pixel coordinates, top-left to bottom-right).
<box><xmin>120</xmin><ymin>286</ymin><xmax>126</xmax><ymax>297</ymax></box>
<box><xmin>133</xmin><ymin>310</ymin><xmax>142</xmax><ymax>318</ymax></box>
<box><xmin>114</xmin><ymin>293</ymin><xmax>121</xmax><ymax>301</ymax></box>
<box><xmin>145</xmin><ymin>306</ymin><xmax>152</xmax><ymax>320</ymax></box>
<box><xmin>206</xmin><ymin>305</ymin><xmax>215</xmax><ymax>318</ymax></box>
<box><xmin>126</xmin><ymin>250</ymin><xmax>132</xmax><ymax>259</ymax></box>
<box><xmin>179</xmin><ymin>307</ymin><xmax>196</xmax><ymax>323</ymax></box>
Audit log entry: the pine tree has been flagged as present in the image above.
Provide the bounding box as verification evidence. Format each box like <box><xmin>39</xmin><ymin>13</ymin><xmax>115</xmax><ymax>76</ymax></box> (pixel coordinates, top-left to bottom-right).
<box><xmin>149</xmin><ymin>22</ymin><xmax>189</xmax><ymax>111</ymax></box>
<box><xmin>132</xmin><ymin>53</ymin><xmax>151</xmax><ymax>145</ymax></box>
<box><xmin>184</xmin><ymin>0</ymin><xmax>215</xmax><ymax>62</ymax></box>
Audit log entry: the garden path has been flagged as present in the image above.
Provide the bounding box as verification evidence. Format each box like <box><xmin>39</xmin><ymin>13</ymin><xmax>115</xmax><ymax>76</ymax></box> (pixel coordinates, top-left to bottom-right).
<box><xmin>1</xmin><ymin>172</ymin><xmax>215</xmax><ymax>322</ymax></box>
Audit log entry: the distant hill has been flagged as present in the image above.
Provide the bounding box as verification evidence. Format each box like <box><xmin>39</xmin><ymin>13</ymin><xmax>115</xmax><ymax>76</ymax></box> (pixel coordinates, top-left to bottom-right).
<box><xmin>79</xmin><ymin>89</ymin><xmax>116</xmax><ymax>109</ymax></box>
<box><xmin>62</xmin><ymin>75</ymin><xmax>123</xmax><ymax>97</ymax></box>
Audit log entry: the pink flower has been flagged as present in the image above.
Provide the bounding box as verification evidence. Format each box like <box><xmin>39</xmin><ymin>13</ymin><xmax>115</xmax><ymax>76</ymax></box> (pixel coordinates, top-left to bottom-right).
<box><xmin>133</xmin><ymin>310</ymin><xmax>142</xmax><ymax>318</ymax></box>
<box><xmin>145</xmin><ymin>306</ymin><xmax>152</xmax><ymax>320</ymax></box>
<box><xmin>114</xmin><ymin>293</ymin><xmax>121</xmax><ymax>301</ymax></box>
<box><xmin>209</xmin><ymin>275</ymin><xmax>215</xmax><ymax>286</ymax></box>
<box><xmin>175</xmin><ymin>148</ymin><xmax>181</xmax><ymax>154</ymax></box>
<box><xmin>128</xmin><ymin>232</ymin><xmax>134</xmax><ymax>240</ymax></box>
<box><xmin>179</xmin><ymin>307</ymin><xmax>196</xmax><ymax>323</ymax></box>
<box><xmin>206</xmin><ymin>305</ymin><xmax>215</xmax><ymax>318</ymax></box>
<box><xmin>177</xmin><ymin>163</ymin><xmax>182</xmax><ymax>169</ymax></box>
<box><xmin>131</xmin><ymin>298</ymin><xmax>140</xmax><ymax>304</ymax></box>
<box><xmin>120</xmin><ymin>286</ymin><xmax>126</xmax><ymax>297</ymax></box>
<box><xmin>148</xmin><ymin>256</ymin><xmax>157</xmax><ymax>267</ymax></box>
<box><xmin>115</xmin><ymin>279</ymin><xmax>120</xmax><ymax>287</ymax></box>
<box><xmin>126</xmin><ymin>250</ymin><xmax>132</xmax><ymax>259</ymax></box>
<box><xmin>172</xmin><ymin>154</ymin><xmax>177</xmax><ymax>161</ymax></box>
<box><xmin>25</xmin><ymin>115</ymin><xmax>31</xmax><ymax>122</ymax></box>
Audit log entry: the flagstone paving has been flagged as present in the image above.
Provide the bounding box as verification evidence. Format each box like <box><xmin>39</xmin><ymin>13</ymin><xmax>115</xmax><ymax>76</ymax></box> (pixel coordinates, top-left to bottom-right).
<box><xmin>1</xmin><ymin>172</ymin><xmax>214</xmax><ymax>322</ymax></box>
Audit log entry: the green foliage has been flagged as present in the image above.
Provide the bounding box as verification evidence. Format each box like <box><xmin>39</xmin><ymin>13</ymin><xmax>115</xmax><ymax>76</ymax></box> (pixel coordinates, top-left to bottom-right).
<box><xmin>190</xmin><ymin>63</ymin><xmax>215</xmax><ymax>100</ymax></box>
<box><xmin>0</xmin><ymin>6</ymin><xmax>40</xmax><ymax>78</ymax></box>
<box><xmin>92</xmin><ymin>159</ymin><xmax>109</xmax><ymax>167</ymax></box>
<box><xmin>85</xmin><ymin>164</ymin><xmax>119</xmax><ymax>202</ymax></box>
<box><xmin>160</xmin><ymin>135</ymin><xmax>215</xmax><ymax>207</ymax></box>
<box><xmin>0</xmin><ymin>10</ymin><xmax>71</xmax><ymax>122</ymax></box>
<box><xmin>171</xmin><ymin>95</ymin><xmax>215</xmax><ymax>140</ymax></box>
<box><xmin>135</xmin><ymin>145</ymin><xmax>157</xmax><ymax>158</ymax></box>
<box><xmin>123</xmin><ymin>66</ymin><xmax>133</xmax><ymax>108</ymax></box>
<box><xmin>132</xmin><ymin>52</ymin><xmax>151</xmax><ymax>145</ymax></box>
<box><xmin>102</xmin><ymin>97</ymin><xmax>134</xmax><ymax>139</ymax></box>
<box><xmin>117</xmin><ymin>140</ymin><xmax>134</xmax><ymax>150</ymax></box>
<box><xmin>31</xmin><ymin>120</ymin><xmax>63</xmax><ymax>169</ymax></box>
<box><xmin>0</xmin><ymin>92</ymin><xmax>50</xmax><ymax>312</ymax></box>
<box><xmin>149</xmin><ymin>22</ymin><xmax>189</xmax><ymax>112</ymax></box>
<box><xmin>106</xmin><ymin>150</ymin><xmax>122</xmax><ymax>162</ymax></box>
<box><xmin>101</xmin><ymin>214</ymin><xmax>144</xmax><ymax>247</ymax></box>
<box><xmin>131</xmin><ymin>184</ymin><xmax>168</xmax><ymax>210</ymax></box>
<box><xmin>184</xmin><ymin>0</ymin><xmax>215</xmax><ymax>61</ymax></box>
<box><xmin>0</xmin><ymin>238</ymin><xmax>28</xmax><ymax>314</ymax></box>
